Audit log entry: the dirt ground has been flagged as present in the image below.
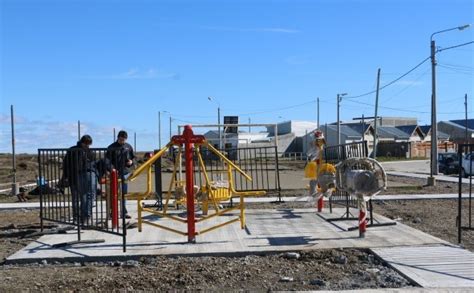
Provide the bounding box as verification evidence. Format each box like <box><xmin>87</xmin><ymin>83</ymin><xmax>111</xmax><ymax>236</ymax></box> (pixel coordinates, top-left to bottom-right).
<box><xmin>0</xmin><ymin>210</ymin><xmax>412</xmax><ymax>291</ymax></box>
<box><xmin>0</xmin><ymin>158</ymin><xmax>472</xmax><ymax>291</ymax></box>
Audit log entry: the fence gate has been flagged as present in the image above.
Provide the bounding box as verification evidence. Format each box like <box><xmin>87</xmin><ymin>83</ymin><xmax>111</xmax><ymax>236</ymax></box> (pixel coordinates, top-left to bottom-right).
<box><xmin>192</xmin><ymin>146</ymin><xmax>281</xmax><ymax>198</ymax></box>
<box><xmin>458</xmin><ymin>144</ymin><xmax>473</xmax><ymax>244</ymax></box>
<box><xmin>38</xmin><ymin>148</ymin><xmax>127</xmax><ymax>251</ymax></box>
<box><xmin>324</xmin><ymin>141</ymin><xmax>368</xmax><ymax>217</ymax></box>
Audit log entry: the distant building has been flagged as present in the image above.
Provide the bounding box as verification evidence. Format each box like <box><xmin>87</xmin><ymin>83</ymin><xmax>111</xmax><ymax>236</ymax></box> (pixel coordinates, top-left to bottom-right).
<box><xmin>438</xmin><ymin>119</ymin><xmax>474</xmax><ymax>144</ymax></box>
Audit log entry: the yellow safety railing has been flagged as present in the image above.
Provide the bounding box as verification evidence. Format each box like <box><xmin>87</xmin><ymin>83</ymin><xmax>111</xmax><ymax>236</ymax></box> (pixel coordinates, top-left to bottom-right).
<box><xmin>129</xmin><ymin>138</ymin><xmax>266</xmax><ymax>237</ymax></box>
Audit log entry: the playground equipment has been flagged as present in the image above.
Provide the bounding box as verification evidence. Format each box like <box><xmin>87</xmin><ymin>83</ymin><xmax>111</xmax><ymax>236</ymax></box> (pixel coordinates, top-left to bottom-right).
<box><xmin>335</xmin><ymin>157</ymin><xmax>387</xmax><ymax>237</ymax></box>
<box><xmin>127</xmin><ymin>125</ymin><xmax>266</xmax><ymax>243</ymax></box>
<box><xmin>305</xmin><ymin>130</ymin><xmax>336</xmax><ymax>211</ymax></box>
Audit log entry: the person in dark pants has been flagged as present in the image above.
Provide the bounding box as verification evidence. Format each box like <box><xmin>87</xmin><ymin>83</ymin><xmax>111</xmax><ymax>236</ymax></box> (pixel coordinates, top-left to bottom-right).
<box><xmin>107</xmin><ymin>130</ymin><xmax>134</xmax><ymax>219</ymax></box>
<box><xmin>63</xmin><ymin>135</ymin><xmax>97</xmax><ymax>225</ymax></box>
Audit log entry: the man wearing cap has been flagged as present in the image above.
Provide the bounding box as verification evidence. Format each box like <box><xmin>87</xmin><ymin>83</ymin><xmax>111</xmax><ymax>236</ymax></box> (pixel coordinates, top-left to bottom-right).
<box><xmin>107</xmin><ymin>130</ymin><xmax>135</xmax><ymax>219</ymax></box>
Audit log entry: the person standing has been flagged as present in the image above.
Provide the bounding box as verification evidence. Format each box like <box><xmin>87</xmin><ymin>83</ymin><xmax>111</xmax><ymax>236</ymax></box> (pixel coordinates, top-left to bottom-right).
<box><xmin>63</xmin><ymin>135</ymin><xmax>97</xmax><ymax>225</ymax></box>
<box><xmin>107</xmin><ymin>130</ymin><xmax>134</xmax><ymax>219</ymax></box>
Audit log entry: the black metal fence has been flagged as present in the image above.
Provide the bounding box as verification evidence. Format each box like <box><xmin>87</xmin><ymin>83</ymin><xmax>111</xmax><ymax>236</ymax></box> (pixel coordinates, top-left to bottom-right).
<box><xmin>38</xmin><ymin>147</ymin><xmax>127</xmax><ymax>251</ymax></box>
<box><xmin>458</xmin><ymin>144</ymin><xmax>473</xmax><ymax>244</ymax></box>
<box><xmin>193</xmin><ymin>146</ymin><xmax>281</xmax><ymax>196</ymax></box>
<box><xmin>324</xmin><ymin>141</ymin><xmax>368</xmax><ymax>211</ymax></box>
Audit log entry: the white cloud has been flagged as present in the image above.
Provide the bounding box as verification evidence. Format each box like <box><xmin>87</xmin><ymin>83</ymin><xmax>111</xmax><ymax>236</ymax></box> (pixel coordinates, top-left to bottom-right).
<box><xmin>86</xmin><ymin>68</ymin><xmax>180</xmax><ymax>80</ymax></box>
<box><xmin>201</xmin><ymin>26</ymin><xmax>300</xmax><ymax>34</ymax></box>
<box><xmin>0</xmin><ymin>115</ymin><xmax>127</xmax><ymax>153</ymax></box>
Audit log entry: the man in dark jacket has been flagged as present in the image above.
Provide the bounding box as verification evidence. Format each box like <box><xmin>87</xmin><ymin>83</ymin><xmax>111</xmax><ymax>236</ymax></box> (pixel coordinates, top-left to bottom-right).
<box><xmin>63</xmin><ymin>135</ymin><xmax>97</xmax><ymax>225</ymax></box>
<box><xmin>107</xmin><ymin>130</ymin><xmax>135</xmax><ymax>219</ymax></box>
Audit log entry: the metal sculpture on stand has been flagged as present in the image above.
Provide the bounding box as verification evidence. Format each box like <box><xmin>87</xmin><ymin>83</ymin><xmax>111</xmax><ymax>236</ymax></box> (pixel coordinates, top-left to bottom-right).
<box><xmin>335</xmin><ymin>157</ymin><xmax>387</xmax><ymax>237</ymax></box>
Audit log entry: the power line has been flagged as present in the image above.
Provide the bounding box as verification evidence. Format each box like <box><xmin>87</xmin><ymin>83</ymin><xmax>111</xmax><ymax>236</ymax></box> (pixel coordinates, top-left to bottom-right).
<box><xmin>438</xmin><ymin>64</ymin><xmax>474</xmax><ymax>76</ymax></box>
<box><xmin>345</xmin><ymin>56</ymin><xmax>431</xmax><ymax>99</ymax></box>
<box><xmin>345</xmin><ymin>98</ymin><xmax>467</xmax><ymax>115</ymax></box>
<box><xmin>437</xmin><ymin>40</ymin><xmax>474</xmax><ymax>53</ymax></box>
<box><xmin>234</xmin><ymin>100</ymin><xmax>317</xmax><ymax>116</ymax></box>
<box><xmin>380</xmin><ymin>68</ymin><xmax>431</xmax><ymax>104</ymax></box>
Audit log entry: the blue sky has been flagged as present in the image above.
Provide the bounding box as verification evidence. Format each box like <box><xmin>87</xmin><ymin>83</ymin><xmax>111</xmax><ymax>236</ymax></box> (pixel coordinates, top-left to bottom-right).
<box><xmin>1</xmin><ymin>0</ymin><xmax>473</xmax><ymax>153</ymax></box>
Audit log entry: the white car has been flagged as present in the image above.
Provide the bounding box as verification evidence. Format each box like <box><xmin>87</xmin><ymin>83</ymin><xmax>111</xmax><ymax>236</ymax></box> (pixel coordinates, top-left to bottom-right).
<box><xmin>461</xmin><ymin>153</ymin><xmax>474</xmax><ymax>178</ymax></box>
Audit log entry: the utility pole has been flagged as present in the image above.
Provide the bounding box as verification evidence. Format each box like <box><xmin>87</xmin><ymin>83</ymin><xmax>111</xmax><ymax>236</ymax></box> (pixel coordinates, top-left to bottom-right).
<box><xmin>134</xmin><ymin>132</ymin><xmax>137</xmax><ymax>152</ymax></box>
<box><xmin>77</xmin><ymin>120</ymin><xmax>81</xmax><ymax>140</ymax></box>
<box><xmin>429</xmin><ymin>37</ymin><xmax>439</xmax><ymax>184</ymax></box>
<box><xmin>11</xmin><ymin>105</ymin><xmax>18</xmax><ymax>196</ymax></box>
<box><xmin>218</xmin><ymin>106</ymin><xmax>221</xmax><ymax>150</ymax></box>
<box><xmin>248</xmin><ymin>117</ymin><xmax>251</xmax><ymax>133</ymax></box>
<box><xmin>373</xmin><ymin>68</ymin><xmax>381</xmax><ymax>159</ymax></box>
<box><xmin>336</xmin><ymin>93</ymin><xmax>347</xmax><ymax>145</ymax></box>
<box><xmin>113</xmin><ymin>128</ymin><xmax>116</xmax><ymax>142</ymax></box>
<box><xmin>465</xmin><ymin>93</ymin><xmax>469</xmax><ymax>143</ymax></box>
<box><xmin>158</xmin><ymin>111</ymin><xmax>162</xmax><ymax>149</ymax></box>
<box><xmin>337</xmin><ymin>94</ymin><xmax>341</xmax><ymax>145</ymax></box>
<box><xmin>169</xmin><ymin>116</ymin><xmax>172</xmax><ymax>140</ymax></box>
<box><xmin>317</xmin><ymin>97</ymin><xmax>320</xmax><ymax>129</ymax></box>
<box><xmin>361</xmin><ymin>114</ymin><xmax>365</xmax><ymax>143</ymax></box>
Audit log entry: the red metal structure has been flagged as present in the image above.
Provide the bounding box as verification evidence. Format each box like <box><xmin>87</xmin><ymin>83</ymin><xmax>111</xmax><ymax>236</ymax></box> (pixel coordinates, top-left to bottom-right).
<box><xmin>358</xmin><ymin>207</ymin><xmax>367</xmax><ymax>237</ymax></box>
<box><xmin>110</xmin><ymin>169</ymin><xmax>119</xmax><ymax>229</ymax></box>
<box><xmin>171</xmin><ymin>125</ymin><xmax>205</xmax><ymax>243</ymax></box>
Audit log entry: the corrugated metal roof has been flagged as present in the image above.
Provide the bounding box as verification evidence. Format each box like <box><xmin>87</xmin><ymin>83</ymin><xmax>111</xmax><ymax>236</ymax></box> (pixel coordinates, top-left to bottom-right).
<box><xmin>326</xmin><ymin>124</ymin><xmax>362</xmax><ymax>138</ymax></box>
<box><xmin>378</xmin><ymin>127</ymin><xmax>410</xmax><ymax>139</ymax></box>
<box><xmin>448</xmin><ymin>119</ymin><xmax>474</xmax><ymax>130</ymax></box>
<box><xmin>418</xmin><ymin>125</ymin><xmax>450</xmax><ymax>140</ymax></box>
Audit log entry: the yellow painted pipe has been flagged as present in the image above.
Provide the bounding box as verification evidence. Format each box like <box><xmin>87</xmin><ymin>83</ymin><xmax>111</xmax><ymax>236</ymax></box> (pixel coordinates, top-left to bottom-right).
<box><xmin>128</xmin><ymin>142</ymin><xmax>172</xmax><ymax>181</ymax></box>
<box><xmin>196</xmin><ymin>205</ymin><xmax>241</xmax><ymax>222</ymax></box>
<box><xmin>198</xmin><ymin>218</ymin><xmax>240</xmax><ymax>235</ymax></box>
<box><xmin>143</xmin><ymin>221</ymin><xmax>187</xmax><ymax>236</ymax></box>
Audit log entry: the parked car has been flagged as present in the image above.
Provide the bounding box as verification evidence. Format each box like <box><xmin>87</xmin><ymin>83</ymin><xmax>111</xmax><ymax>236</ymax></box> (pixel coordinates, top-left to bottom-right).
<box><xmin>438</xmin><ymin>152</ymin><xmax>460</xmax><ymax>175</ymax></box>
<box><xmin>461</xmin><ymin>152</ymin><xmax>474</xmax><ymax>178</ymax></box>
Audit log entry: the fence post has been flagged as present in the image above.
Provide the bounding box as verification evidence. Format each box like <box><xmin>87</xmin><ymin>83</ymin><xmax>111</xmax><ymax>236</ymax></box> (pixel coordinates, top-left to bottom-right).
<box><xmin>110</xmin><ymin>169</ymin><xmax>118</xmax><ymax>229</ymax></box>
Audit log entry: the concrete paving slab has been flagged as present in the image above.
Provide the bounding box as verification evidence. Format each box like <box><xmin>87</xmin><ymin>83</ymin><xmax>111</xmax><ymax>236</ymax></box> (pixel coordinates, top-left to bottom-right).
<box><xmin>371</xmin><ymin>246</ymin><xmax>474</xmax><ymax>288</ymax></box>
<box><xmin>1</xmin><ymin>193</ymin><xmax>470</xmax><ymax>210</ymax></box>
<box><xmin>6</xmin><ymin>207</ymin><xmax>450</xmax><ymax>264</ymax></box>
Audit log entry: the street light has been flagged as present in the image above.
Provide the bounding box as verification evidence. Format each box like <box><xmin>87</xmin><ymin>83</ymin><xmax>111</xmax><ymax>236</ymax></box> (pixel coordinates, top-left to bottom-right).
<box><xmin>337</xmin><ymin>93</ymin><xmax>348</xmax><ymax>145</ymax></box>
<box><xmin>429</xmin><ymin>24</ymin><xmax>471</xmax><ymax>185</ymax></box>
<box><xmin>207</xmin><ymin>97</ymin><xmax>222</xmax><ymax>150</ymax></box>
<box><xmin>158</xmin><ymin>110</ymin><xmax>170</xmax><ymax>149</ymax></box>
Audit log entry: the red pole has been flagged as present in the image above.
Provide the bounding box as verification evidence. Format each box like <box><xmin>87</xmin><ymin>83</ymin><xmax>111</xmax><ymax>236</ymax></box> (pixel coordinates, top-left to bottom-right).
<box><xmin>317</xmin><ymin>196</ymin><xmax>324</xmax><ymax>212</ymax></box>
<box><xmin>358</xmin><ymin>200</ymin><xmax>367</xmax><ymax>238</ymax></box>
<box><xmin>183</xmin><ymin>125</ymin><xmax>196</xmax><ymax>243</ymax></box>
<box><xmin>111</xmin><ymin>169</ymin><xmax>118</xmax><ymax>229</ymax></box>
<box><xmin>316</xmin><ymin>157</ymin><xmax>323</xmax><ymax>212</ymax></box>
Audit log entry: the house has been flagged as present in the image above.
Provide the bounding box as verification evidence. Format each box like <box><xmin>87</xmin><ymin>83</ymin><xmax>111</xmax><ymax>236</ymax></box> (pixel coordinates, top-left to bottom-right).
<box><xmin>395</xmin><ymin>125</ymin><xmax>424</xmax><ymax>142</ymax></box>
<box><xmin>438</xmin><ymin>119</ymin><xmax>474</xmax><ymax>144</ymax></box>
<box><xmin>266</xmin><ymin>120</ymin><xmax>318</xmax><ymax>155</ymax></box>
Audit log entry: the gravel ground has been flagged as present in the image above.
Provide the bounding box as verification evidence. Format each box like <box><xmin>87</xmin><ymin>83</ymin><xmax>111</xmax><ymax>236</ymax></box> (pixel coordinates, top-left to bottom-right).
<box><xmin>0</xmin><ymin>247</ymin><xmax>411</xmax><ymax>291</ymax></box>
<box><xmin>0</xmin><ymin>174</ymin><xmax>472</xmax><ymax>291</ymax></box>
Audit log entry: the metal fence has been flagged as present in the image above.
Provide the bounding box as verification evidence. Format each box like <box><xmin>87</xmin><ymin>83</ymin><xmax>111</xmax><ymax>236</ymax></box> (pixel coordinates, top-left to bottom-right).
<box><xmin>38</xmin><ymin>147</ymin><xmax>127</xmax><ymax>251</ymax></box>
<box><xmin>458</xmin><ymin>144</ymin><xmax>473</xmax><ymax>244</ymax></box>
<box><xmin>324</xmin><ymin>141</ymin><xmax>368</xmax><ymax>212</ymax></box>
<box><xmin>191</xmin><ymin>146</ymin><xmax>281</xmax><ymax>198</ymax></box>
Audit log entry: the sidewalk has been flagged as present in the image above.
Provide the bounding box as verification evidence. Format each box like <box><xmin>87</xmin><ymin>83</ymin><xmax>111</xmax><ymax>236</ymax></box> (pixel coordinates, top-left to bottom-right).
<box><xmin>388</xmin><ymin>171</ymin><xmax>472</xmax><ymax>184</ymax></box>
<box><xmin>0</xmin><ymin>193</ymin><xmax>471</xmax><ymax>210</ymax></box>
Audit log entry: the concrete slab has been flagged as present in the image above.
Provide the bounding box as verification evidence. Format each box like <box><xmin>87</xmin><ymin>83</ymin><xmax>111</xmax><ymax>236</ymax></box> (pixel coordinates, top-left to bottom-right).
<box><xmin>6</xmin><ymin>206</ymin><xmax>450</xmax><ymax>264</ymax></box>
<box><xmin>1</xmin><ymin>194</ymin><xmax>470</xmax><ymax>210</ymax></box>
<box><xmin>372</xmin><ymin>246</ymin><xmax>474</xmax><ymax>288</ymax></box>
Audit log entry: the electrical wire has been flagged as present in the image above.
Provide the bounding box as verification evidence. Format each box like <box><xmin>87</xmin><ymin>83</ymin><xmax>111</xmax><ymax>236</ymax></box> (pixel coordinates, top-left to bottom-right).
<box><xmin>345</xmin><ymin>98</ymin><xmax>468</xmax><ymax>115</ymax></box>
<box><xmin>233</xmin><ymin>100</ymin><xmax>317</xmax><ymax>116</ymax></box>
<box><xmin>437</xmin><ymin>41</ymin><xmax>474</xmax><ymax>53</ymax></box>
<box><xmin>345</xmin><ymin>56</ymin><xmax>431</xmax><ymax>99</ymax></box>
